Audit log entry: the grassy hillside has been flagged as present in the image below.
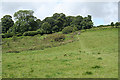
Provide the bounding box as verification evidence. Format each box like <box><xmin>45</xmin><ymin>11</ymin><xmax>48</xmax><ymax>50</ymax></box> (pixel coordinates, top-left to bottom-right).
<box><xmin>2</xmin><ymin>28</ymin><xmax>118</xmax><ymax>78</ymax></box>
<box><xmin>2</xmin><ymin>33</ymin><xmax>77</xmax><ymax>53</ymax></box>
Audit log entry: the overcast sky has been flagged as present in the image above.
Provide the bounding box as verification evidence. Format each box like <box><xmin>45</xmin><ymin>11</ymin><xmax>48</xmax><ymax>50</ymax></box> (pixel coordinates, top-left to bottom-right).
<box><xmin>0</xmin><ymin>0</ymin><xmax>118</xmax><ymax>26</ymax></box>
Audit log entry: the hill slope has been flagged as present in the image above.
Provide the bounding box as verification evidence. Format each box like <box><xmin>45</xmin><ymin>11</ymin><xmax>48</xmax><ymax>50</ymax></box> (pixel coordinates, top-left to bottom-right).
<box><xmin>2</xmin><ymin>28</ymin><xmax>118</xmax><ymax>78</ymax></box>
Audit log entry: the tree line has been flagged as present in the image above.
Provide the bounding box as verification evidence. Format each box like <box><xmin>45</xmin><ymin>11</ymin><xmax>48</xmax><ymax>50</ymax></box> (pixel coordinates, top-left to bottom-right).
<box><xmin>97</xmin><ymin>22</ymin><xmax>120</xmax><ymax>27</ymax></box>
<box><xmin>1</xmin><ymin>10</ymin><xmax>119</xmax><ymax>38</ymax></box>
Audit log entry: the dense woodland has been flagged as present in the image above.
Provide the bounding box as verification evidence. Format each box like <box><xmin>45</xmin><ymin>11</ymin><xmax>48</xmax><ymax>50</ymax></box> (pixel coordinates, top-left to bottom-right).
<box><xmin>0</xmin><ymin>10</ymin><xmax>120</xmax><ymax>38</ymax></box>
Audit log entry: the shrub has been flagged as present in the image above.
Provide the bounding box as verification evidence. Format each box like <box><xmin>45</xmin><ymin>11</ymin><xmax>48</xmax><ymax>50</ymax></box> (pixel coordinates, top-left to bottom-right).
<box><xmin>6</xmin><ymin>50</ymin><xmax>20</xmax><ymax>53</ymax></box>
<box><xmin>16</xmin><ymin>33</ymin><xmax>22</xmax><ymax>37</ymax></box>
<box><xmin>62</xmin><ymin>26</ymin><xmax>73</xmax><ymax>34</ymax></box>
<box><xmin>97</xmin><ymin>57</ymin><xmax>102</xmax><ymax>60</ymax></box>
<box><xmin>85</xmin><ymin>71</ymin><xmax>93</xmax><ymax>75</ymax></box>
<box><xmin>73</xmin><ymin>26</ymin><xmax>78</xmax><ymax>32</ymax></box>
<box><xmin>23</xmin><ymin>31</ymin><xmax>39</xmax><ymax>36</ymax></box>
<box><xmin>37</xmin><ymin>29</ymin><xmax>45</xmax><ymax>35</ymax></box>
<box><xmin>45</xmin><ymin>33</ymin><xmax>65</xmax><ymax>42</ymax></box>
<box><xmin>2</xmin><ymin>33</ymin><xmax>14</xmax><ymax>38</ymax></box>
<box><xmin>92</xmin><ymin>65</ymin><xmax>101</xmax><ymax>69</ymax></box>
<box><xmin>54</xmin><ymin>34</ymin><xmax>65</xmax><ymax>42</ymax></box>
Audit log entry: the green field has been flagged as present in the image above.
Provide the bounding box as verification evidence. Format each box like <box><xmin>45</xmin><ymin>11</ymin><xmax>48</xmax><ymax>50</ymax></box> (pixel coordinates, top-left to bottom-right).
<box><xmin>2</xmin><ymin>28</ymin><xmax>118</xmax><ymax>78</ymax></box>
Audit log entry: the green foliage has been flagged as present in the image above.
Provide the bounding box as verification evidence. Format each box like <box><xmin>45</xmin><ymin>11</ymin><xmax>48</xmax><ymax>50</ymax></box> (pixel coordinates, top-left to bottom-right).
<box><xmin>23</xmin><ymin>31</ymin><xmax>39</xmax><ymax>36</ymax></box>
<box><xmin>62</xmin><ymin>26</ymin><xmax>73</xmax><ymax>34</ymax></box>
<box><xmin>13</xmin><ymin>10</ymin><xmax>38</xmax><ymax>34</ymax></box>
<box><xmin>52</xmin><ymin>13</ymin><xmax>66</xmax><ymax>31</ymax></box>
<box><xmin>111</xmin><ymin>22</ymin><xmax>114</xmax><ymax>26</ymax></box>
<box><xmin>97</xmin><ymin>25</ymin><xmax>104</xmax><ymax>27</ymax></box>
<box><xmin>49</xmin><ymin>34</ymin><xmax>65</xmax><ymax>42</ymax></box>
<box><xmin>81</xmin><ymin>17</ymin><xmax>93</xmax><ymax>29</ymax></box>
<box><xmin>2</xmin><ymin>33</ymin><xmax>14</xmax><ymax>38</ymax></box>
<box><xmin>37</xmin><ymin>29</ymin><xmax>45</xmax><ymax>35</ymax></box>
<box><xmin>1</xmin><ymin>10</ymin><xmax>95</xmax><ymax>37</ymax></box>
<box><xmin>84</xmin><ymin>71</ymin><xmax>93</xmax><ymax>75</ymax></box>
<box><xmin>52</xmin><ymin>25</ymin><xmax>59</xmax><ymax>32</ymax></box>
<box><xmin>65</xmin><ymin>16</ymin><xmax>75</xmax><ymax>27</ymax></box>
<box><xmin>70</xmin><ymin>15</ymin><xmax>83</xmax><ymax>26</ymax></box>
<box><xmin>1</xmin><ymin>15</ymin><xmax>14</xmax><ymax>33</ymax></box>
<box><xmin>73</xmin><ymin>26</ymin><xmax>78</xmax><ymax>32</ymax></box>
<box><xmin>97</xmin><ymin>57</ymin><xmax>102</xmax><ymax>60</ymax></box>
<box><xmin>36</xmin><ymin>19</ymin><xmax>42</xmax><ymax>29</ymax></box>
<box><xmin>2</xmin><ymin>31</ymin><xmax>76</xmax><ymax>53</ymax></box>
<box><xmin>41</xmin><ymin>22</ymin><xmax>52</xmax><ymax>34</ymax></box>
<box><xmin>45</xmin><ymin>33</ymin><xmax>65</xmax><ymax>42</ymax></box>
<box><xmin>16</xmin><ymin>33</ymin><xmax>22</xmax><ymax>37</ymax></box>
<box><xmin>14</xmin><ymin>10</ymin><xmax>34</xmax><ymax>21</ymax></box>
<box><xmin>115</xmin><ymin>22</ymin><xmax>120</xmax><ymax>27</ymax></box>
<box><xmin>92</xmin><ymin>65</ymin><xmax>101</xmax><ymax>69</ymax></box>
<box><xmin>43</xmin><ymin>17</ymin><xmax>55</xmax><ymax>27</ymax></box>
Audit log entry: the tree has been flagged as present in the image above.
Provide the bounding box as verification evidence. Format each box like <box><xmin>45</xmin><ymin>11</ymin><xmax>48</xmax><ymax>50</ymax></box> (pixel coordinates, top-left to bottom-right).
<box><xmin>52</xmin><ymin>13</ymin><xmax>66</xmax><ymax>31</ymax></box>
<box><xmin>14</xmin><ymin>10</ymin><xmax>35</xmax><ymax>21</ymax></box>
<box><xmin>115</xmin><ymin>22</ymin><xmax>120</xmax><ymax>27</ymax></box>
<box><xmin>41</xmin><ymin>22</ymin><xmax>52</xmax><ymax>34</ymax></box>
<box><xmin>87</xmin><ymin>15</ymin><xmax>92</xmax><ymax>21</ymax></box>
<box><xmin>13</xmin><ymin>10</ymin><xmax>37</xmax><ymax>33</ymax></box>
<box><xmin>86</xmin><ymin>21</ymin><xmax>93</xmax><ymax>29</ymax></box>
<box><xmin>65</xmin><ymin>16</ymin><xmax>74</xmax><ymax>27</ymax></box>
<box><xmin>36</xmin><ymin>19</ymin><xmax>42</xmax><ymax>29</ymax></box>
<box><xmin>52</xmin><ymin>13</ymin><xmax>60</xmax><ymax>19</ymax></box>
<box><xmin>80</xmin><ymin>15</ymin><xmax>93</xmax><ymax>30</ymax></box>
<box><xmin>111</xmin><ymin>22</ymin><xmax>114</xmax><ymax>27</ymax></box>
<box><xmin>62</xmin><ymin>26</ymin><xmax>73</xmax><ymax>34</ymax></box>
<box><xmin>43</xmin><ymin>17</ymin><xmax>55</xmax><ymax>28</ymax></box>
<box><xmin>71</xmin><ymin>16</ymin><xmax>83</xmax><ymax>25</ymax></box>
<box><xmin>80</xmin><ymin>20</ymin><xmax>86</xmax><ymax>29</ymax></box>
<box><xmin>55</xmin><ymin>17</ymin><xmax>65</xmax><ymax>31</ymax></box>
<box><xmin>52</xmin><ymin>13</ymin><xmax>66</xmax><ymax>20</ymax></box>
<box><xmin>1</xmin><ymin>15</ymin><xmax>14</xmax><ymax>33</ymax></box>
<box><xmin>52</xmin><ymin>25</ymin><xmax>59</xmax><ymax>32</ymax></box>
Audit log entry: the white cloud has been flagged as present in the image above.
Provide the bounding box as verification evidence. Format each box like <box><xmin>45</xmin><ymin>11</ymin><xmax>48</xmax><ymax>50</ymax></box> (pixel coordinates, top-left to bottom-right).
<box><xmin>0</xmin><ymin>1</ymin><xmax>118</xmax><ymax>26</ymax></box>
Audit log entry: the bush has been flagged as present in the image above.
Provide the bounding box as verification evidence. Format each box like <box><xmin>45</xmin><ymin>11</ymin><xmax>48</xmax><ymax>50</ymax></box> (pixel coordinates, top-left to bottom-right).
<box><xmin>2</xmin><ymin>33</ymin><xmax>14</xmax><ymax>38</ymax></box>
<box><xmin>62</xmin><ymin>26</ymin><xmax>73</xmax><ymax>34</ymax></box>
<box><xmin>37</xmin><ymin>29</ymin><xmax>45</xmax><ymax>35</ymax></box>
<box><xmin>54</xmin><ymin>34</ymin><xmax>65</xmax><ymax>42</ymax></box>
<box><xmin>73</xmin><ymin>26</ymin><xmax>78</xmax><ymax>32</ymax></box>
<box><xmin>46</xmin><ymin>33</ymin><xmax>65</xmax><ymax>42</ymax></box>
<box><xmin>16</xmin><ymin>33</ymin><xmax>22</xmax><ymax>37</ymax></box>
<box><xmin>23</xmin><ymin>31</ymin><xmax>39</xmax><ymax>36</ymax></box>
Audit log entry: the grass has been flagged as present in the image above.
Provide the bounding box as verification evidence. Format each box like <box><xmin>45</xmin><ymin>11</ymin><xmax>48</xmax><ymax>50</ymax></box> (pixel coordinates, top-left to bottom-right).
<box><xmin>2</xmin><ymin>28</ymin><xmax>118</xmax><ymax>78</ymax></box>
<box><xmin>2</xmin><ymin>33</ymin><xmax>76</xmax><ymax>53</ymax></box>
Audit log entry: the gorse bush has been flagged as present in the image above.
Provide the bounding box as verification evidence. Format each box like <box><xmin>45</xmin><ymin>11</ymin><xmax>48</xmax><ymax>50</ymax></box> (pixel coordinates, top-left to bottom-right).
<box><xmin>62</xmin><ymin>26</ymin><xmax>73</xmax><ymax>34</ymax></box>
<box><xmin>23</xmin><ymin>31</ymin><xmax>39</xmax><ymax>36</ymax></box>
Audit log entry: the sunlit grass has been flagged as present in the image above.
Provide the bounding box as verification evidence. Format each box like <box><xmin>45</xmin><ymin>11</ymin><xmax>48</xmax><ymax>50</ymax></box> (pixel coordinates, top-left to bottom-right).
<box><xmin>2</xmin><ymin>28</ymin><xmax>118</xmax><ymax>78</ymax></box>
